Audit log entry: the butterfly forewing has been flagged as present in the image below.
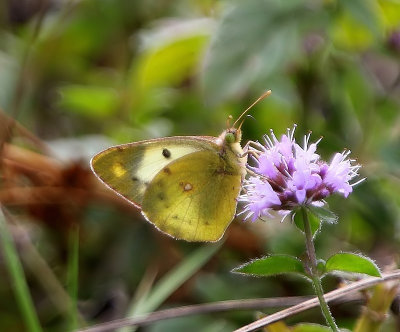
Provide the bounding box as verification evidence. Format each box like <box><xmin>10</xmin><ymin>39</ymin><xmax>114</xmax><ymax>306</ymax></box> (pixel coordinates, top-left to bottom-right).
<box><xmin>90</xmin><ymin>137</ymin><xmax>217</xmax><ymax>207</ymax></box>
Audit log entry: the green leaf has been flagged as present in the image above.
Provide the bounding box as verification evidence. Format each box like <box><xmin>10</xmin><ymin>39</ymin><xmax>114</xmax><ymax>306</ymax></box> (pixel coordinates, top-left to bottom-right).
<box><xmin>57</xmin><ymin>85</ymin><xmax>119</xmax><ymax>118</ymax></box>
<box><xmin>308</xmin><ymin>205</ymin><xmax>338</xmax><ymax>224</ymax></box>
<box><xmin>325</xmin><ymin>253</ymin><xmax>381</xmax><ymax>277</ymax></box>
<box><xmin>293</xmin><ymin>209</ymin><xmax>321</xmax><ymax>235</ymax></box>
<box><xmin>132</xmin><ymin>33</ymin><xmax>209</xmax><ymax>92</ymax></box>
<box><xmin>316</xmin><ymin>259</ymin><xmax>326</xmax><ymax>275</ymax></box>
<box><xmin>232</xmin><ymin>255</ymin><xmax>305</xmax><ymax>277</ymax></box>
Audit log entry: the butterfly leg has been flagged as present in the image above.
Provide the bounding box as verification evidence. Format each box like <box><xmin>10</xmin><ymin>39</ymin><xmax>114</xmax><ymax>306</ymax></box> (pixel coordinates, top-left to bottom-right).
<box><xmin>240</xmin><ymin>144</ymin><xmax>261</xmax><ymax>160</ymax></box>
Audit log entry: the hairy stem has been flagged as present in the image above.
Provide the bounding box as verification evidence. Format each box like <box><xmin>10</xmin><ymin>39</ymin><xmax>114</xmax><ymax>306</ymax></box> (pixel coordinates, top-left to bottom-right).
<box><xmin>302</xmin><ymin>207</ymin><xmax>338</xmax><ymax>331</ymax></box>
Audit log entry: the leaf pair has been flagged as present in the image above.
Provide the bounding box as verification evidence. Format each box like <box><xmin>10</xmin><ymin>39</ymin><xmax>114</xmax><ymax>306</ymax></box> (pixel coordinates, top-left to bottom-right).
<box><xmin>233</xmin><ymin>253</ymin><xmax>381</xmax><ymax>279</ymax></box>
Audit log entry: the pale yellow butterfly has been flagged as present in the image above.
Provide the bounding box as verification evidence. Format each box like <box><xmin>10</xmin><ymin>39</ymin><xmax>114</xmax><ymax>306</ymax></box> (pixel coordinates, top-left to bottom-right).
<box><xmin>90</xmin><ymin>90</ymin><xmax>271</xmax><ymax>242</ymax></box>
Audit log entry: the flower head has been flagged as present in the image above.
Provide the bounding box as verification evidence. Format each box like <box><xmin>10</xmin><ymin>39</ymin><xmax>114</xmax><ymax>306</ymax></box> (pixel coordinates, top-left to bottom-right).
<box><xmin>239</xmin><ymin>126</ymin><xmax>363</xmax><ymax>222</ymax></box>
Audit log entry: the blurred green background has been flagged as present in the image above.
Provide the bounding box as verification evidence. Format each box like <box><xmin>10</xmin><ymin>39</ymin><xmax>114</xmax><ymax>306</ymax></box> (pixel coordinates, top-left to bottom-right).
<box><xmin>0</xmin><ymin>0</ymin><xmax>400</xmax><ymax>331</ymax></box>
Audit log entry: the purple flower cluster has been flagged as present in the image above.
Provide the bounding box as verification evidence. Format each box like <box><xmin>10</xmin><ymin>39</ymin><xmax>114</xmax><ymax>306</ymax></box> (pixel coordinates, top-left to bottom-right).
<box><xmin>239</xmin><ymin>126</ymin><xmax>363</xmax><ymax>221</ymax></box>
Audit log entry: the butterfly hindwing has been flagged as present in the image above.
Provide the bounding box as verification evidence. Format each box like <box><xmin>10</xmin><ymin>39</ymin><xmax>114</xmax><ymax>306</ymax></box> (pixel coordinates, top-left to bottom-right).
<box><xmin>141</xmin><ymin>149</ymin><xmax>242</xmax><ymax>242</ymax></box>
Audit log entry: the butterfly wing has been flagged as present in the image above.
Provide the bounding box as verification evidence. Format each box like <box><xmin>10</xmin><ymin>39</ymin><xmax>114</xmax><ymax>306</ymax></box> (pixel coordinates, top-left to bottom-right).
<box><xmin>90</xmin><ymin>137</ymin><xmax>217</xmax><ymax>207</ymax></box>
<box><xmin>141</xmin><ymin>149</ymin><xmax>243</xmax><ymax>242</ymax></box>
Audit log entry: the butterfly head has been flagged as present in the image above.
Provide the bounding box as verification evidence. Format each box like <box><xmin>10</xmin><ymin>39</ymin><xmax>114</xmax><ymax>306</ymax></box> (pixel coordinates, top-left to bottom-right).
<box><xmin>217</xmin><ymin>126</ymin><xmax>242</xmax><ymax>148</ymax></box>
<box><xmin>215</xmin><ymin>127</ymin><xmax>244</xmax><ymax>163</ymax></box>
<box><xmin>224</xmin><ymin>127</ymin><xmax>242</xmax><ymax>144</ymax></box>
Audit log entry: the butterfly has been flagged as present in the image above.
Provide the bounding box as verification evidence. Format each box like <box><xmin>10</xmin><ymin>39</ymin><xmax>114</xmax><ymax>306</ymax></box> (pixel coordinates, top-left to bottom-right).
<box><xmin>90</xmin><ymin>90</ymin><xmax>271</xmax><ymax>242</ymax></box>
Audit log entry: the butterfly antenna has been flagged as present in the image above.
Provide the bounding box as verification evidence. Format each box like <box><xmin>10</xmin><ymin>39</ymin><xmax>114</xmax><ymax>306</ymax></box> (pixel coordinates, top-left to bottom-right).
<box><xmin>226</xmin><ymin>115</ymin><xmax>233</xmax><ymax>128</ymax></box>
<box><xmin>237</xmin><ymin>114</ymin><xmax>256</xmax><ymax>130</ymax></box>
<box><xmin>233</xmin><ymin>90</ymin><xmax>271</xmax><ymax>128</ymax></box>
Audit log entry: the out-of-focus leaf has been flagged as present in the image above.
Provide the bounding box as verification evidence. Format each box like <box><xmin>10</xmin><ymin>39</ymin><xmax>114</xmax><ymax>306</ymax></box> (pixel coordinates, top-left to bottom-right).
<box><xmin>331</xmin><ymin>0</ymin><xmax>382</xmax><ymax>51</ymax></box>
<box><xmin>57</xmin><ymin>85</ymin><xmax>119</xmax><ymax>117</ymax></box>
<box><xmin>381</xmin><ymin>138</ymin><xmax>400</xmax><ymax>172</ymax></box>
<box><xmin>351</xmin><ymin>181</ymin><xmax>396</xmax><ymax>238</ymax></box>
<box><xmin>325</xmin><ymin>252</ymin><xmax>381</xmax><ymax>277</ymax></box>
<box><xmin>338</xmin><ymin>0</ymin><xmax>382</xmax><ymax>36</ymax></box>
<box><xmin>134</xmin><ymin>34</ymin><xmax>209</xmax><ymax>91</ymax></box>
<box><xmin>292</xmin><ymin>323</ymin><xmax>333</xmax><ymax>332</ymax></box>
<box><xmin>341</xmin><ymin>65</ymin><xmax>373</xmax><ymax>118</ymax></box>
<box><xmin>331</xmin><ymin>13</ymin><xmax>375</xmax><ymax>51</ymax></box>
<box><xmin>202</xmin><ymin>0</ymin><xmax>318</xmax><ymax>104</ymax></box>
<box><xmin>232</xmin><ymin>255</ymin><xmax>305</xmax><ymax>277</ymax></box>
<box><xmin>266</xmin><ymin>321</ymin><xmax>291</xmax><ymax>332</ymax></box>
<box><xmin>131</xmin><ymin>19</ymin><xmax>212</xmax><ymax>93</ymax></box>
<box><xmin>378</xmin><ymin>0</ymin><xmax>400</xmax><ymax>29</ymax></box>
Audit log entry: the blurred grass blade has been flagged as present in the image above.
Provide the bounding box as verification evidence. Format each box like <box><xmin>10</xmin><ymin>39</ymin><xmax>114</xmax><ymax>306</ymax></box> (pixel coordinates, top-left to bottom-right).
<box><xmin>118</xmin><ymin>242</ymin><xmax>222</xmax><ymax>332</ymax></box>
<box><xmin>0</xmin><ymin>207</ymin><xmax>43</xmax><ymax>332</ymax></box>
<box><xmin>67</xmin><ymin>224</ymin><xmax>80</xmax><ymax>330</ymax></box>
<box><xmin>17</xmin><ymin>219</ymin><xmax>86</xmax><ymax>325</ymax></box>
<box><xmin>354</xmin><ymin>282</ymin><xmax>399</xmax><ymax>332</ymax></box>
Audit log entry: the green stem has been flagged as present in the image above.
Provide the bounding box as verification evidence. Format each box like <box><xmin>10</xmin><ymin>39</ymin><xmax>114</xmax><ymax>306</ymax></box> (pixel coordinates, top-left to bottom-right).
<box><xmin>67</xmin><ymin>224</ymin><xmax>80</xmax><ymax>331</ymax></box>
<box><xmin>302</xmin><ymin>207</ymin><xmax>338</xmax><ymax>332</ymax></box>
<box><xmin>0</xmin><ymin>207</ymin><xmax>43</xmax><ymax>332</ymax></box>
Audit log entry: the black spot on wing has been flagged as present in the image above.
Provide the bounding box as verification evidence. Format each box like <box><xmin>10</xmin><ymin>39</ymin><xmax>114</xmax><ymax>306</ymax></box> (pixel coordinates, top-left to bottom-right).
<box><xmin>162</xmin><ymin>148</ymin><xmax>171</xmax><ymax>158</ymax></box>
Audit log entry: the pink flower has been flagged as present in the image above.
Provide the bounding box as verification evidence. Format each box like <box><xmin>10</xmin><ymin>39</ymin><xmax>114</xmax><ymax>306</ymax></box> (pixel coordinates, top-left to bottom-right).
<box><xmin>239</xmin><ymin>126</ymin><xmax>364</xmax><ymax>222</ymax></box>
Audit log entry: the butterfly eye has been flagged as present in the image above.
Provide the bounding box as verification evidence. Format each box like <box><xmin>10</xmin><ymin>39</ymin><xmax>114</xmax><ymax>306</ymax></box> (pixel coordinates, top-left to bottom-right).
<box><xmin>225</xmin><ymin>132</ymin><xmax>236</xmax><ymax>143</ymax></box>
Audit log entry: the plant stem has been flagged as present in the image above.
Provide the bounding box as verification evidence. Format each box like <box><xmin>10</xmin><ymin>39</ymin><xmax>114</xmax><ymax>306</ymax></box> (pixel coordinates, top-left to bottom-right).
<box><xmin>302</xmin><ymin>207</ymin><xmax>338</xmax><ymax>331</ymax></box>
<box><xmin>67</xmin><ymin>224</ymin><xmax>80</xmax><ymax>331</ymax></box>
<box><xmin>0</xmin><ymin>207</ymin><xmax>43</xmax><ymax>332</ymax></box>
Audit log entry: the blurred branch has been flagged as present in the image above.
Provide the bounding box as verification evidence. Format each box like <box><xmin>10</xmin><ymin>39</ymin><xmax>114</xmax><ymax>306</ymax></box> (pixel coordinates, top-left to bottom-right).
<box><xmin>0</xmin><ymin>110</ymin><xmax>50</xmax><ymax>153</ymax></box>
<box><xmin>1</xmin><ymin>143</ymin><xmax>136</xmax><ymax>212</ymax></box>
<box><xmin>76</xmin><ymin>296</ymin><xmax>314</xmax><ymax>332</ymax></box>
<box><xmin>76</xmin><ymin>270</ymin><xmax>400</xmax><ymax>332</ymax></box>
<box><xmin>3</xmin><ymin>143</ymin><xmax>62</xmax><ymax>180</ymax></box>
<box><xmin>235</xmin><ymin>270</ymin><xmax>400</xmax><ymax>332</ymax></box>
